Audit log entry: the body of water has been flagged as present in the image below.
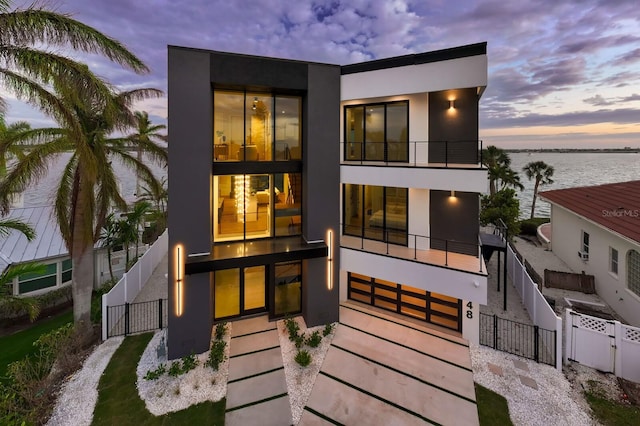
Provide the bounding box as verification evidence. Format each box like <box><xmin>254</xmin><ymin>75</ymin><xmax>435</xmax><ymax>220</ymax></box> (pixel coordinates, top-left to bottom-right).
<box><xmin>510</xmin><ymin>152</ymin><xmax>640</xmax><ymax>219</ymax></box>
<box><xmin>20</xmin><ymin>152</ymin><xmax>167</xmax><ymax>208</ymax></box>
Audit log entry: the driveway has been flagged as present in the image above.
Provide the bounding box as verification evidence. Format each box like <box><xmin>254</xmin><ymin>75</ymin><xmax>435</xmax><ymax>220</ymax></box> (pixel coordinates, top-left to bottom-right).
<box><xmin>301</xmin><ymin>303</ymin><xmax>479</xmax><ymax>425</ymax></box>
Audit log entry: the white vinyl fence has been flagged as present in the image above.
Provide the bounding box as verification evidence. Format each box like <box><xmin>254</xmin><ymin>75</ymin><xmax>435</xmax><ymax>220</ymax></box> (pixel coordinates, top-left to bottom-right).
<box><xmin>565</xmin><ymin>309</ymin><xmax>640</xmax><ymax>383</ymax></box>
<box><xmin>507</xmin><ymin>244</ymin><xmax>563</xmax><ymax>370</ymax></box>
<box><xmin>101</xmin><ymin>230</ymin><xmax>168</xmax><ymax>340</ymax></box>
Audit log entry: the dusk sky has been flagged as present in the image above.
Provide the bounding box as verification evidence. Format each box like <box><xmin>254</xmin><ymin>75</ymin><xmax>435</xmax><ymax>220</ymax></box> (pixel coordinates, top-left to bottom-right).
<box><xmin>3</xmin><ymin>0</ymin><xmax>640</xmax><ymax>148</ymax></box>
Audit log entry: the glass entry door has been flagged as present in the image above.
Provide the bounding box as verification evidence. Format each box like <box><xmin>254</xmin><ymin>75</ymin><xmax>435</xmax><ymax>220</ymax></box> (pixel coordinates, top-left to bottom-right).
<box><xmin>214</xmin><ymin>266</ymin><xmax>267</xmax><ymax>320</ymax></box>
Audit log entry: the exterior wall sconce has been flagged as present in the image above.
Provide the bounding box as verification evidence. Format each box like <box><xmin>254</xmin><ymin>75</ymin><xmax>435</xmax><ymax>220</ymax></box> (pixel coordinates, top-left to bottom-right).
<box><xmin>449</xmin><ymin>100</ymin><xmax>455</xmax><ymax>110</ymax></box>
<box><xmin>450</xmin><ymin>190</ymin><xmax>456</xmax><ymax>197</ymax></box>
<box><xmin>175</xmin><ymin>244</ymin><xmax>184</xmax><ymax>317</ymax></box>
<box><xmin>326</xmin><ymin>229</ymin><xmax>333</xmax><ymax>290</ymax></box>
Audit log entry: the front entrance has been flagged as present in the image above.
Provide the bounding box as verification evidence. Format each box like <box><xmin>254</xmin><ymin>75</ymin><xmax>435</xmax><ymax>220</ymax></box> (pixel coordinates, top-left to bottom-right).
<box><xmin>214</xmin><ymin>266</ymin><xmax>267</xmax><ymax>320</ymax></box>
<box><xmin>213</xmin><ymin>261</ymin><xmax>303</xmax><ymax>321</ymax></box>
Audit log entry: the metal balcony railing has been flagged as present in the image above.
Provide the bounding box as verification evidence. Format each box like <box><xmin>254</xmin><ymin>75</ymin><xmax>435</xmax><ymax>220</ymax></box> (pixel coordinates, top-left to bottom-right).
<box><xmin>341</xmin><ymin>140</ymin><xmax>484</xmax><ymax>167</ymax></box>
<box><xmin>340</xmin><ymin>226</ymin><xmax>485</xmax><ymax>274</ymax></box>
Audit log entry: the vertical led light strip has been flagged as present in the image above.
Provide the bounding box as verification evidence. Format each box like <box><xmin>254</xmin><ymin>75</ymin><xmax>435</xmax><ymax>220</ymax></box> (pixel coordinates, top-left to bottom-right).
<box><xmin>176</xmin><ymin>244</ymin><xmax>184</xmax><ymax>316</ymax></box>
<box><xmin>326</xmin><ymin>229</ymin><xmax>333</xmax><ymax>290</ymax></box>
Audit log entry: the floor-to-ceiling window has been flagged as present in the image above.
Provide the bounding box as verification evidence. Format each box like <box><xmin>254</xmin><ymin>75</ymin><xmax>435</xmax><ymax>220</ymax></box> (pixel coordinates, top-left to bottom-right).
<box><xmin>343</xmin><ymin>184</ymin><xmax>408</xmax><ymax>245</ymax></box>
<box><xmin>344</xmin><ymin>100</ymin><xmax>408</xmax><ymax>162</ymax></box>
<box><xmin>213</xmin><ymin>173</ymin><xmax>302</xmax><ymax>242</ymax></box>
<box><xmin>214</xmin><ymin>91</ymin><xmax>301</xmax><ymax>162</ymax></box>
<box><xmin>273</xmin><ymin>261</ymin><xmax>302</xmax><ymax>317</ymax></box>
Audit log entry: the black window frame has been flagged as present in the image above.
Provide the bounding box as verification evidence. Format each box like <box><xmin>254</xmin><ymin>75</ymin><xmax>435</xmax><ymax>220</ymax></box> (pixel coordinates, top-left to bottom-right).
<box><xmin>342</xmin><ymin>184</ymin><xmax>408</xmax><ymax>246</ymax></box>
<box><xmin>343</xmin><ymin>100</ymin><xmax>409</xmax><ymax>163</ymax></box>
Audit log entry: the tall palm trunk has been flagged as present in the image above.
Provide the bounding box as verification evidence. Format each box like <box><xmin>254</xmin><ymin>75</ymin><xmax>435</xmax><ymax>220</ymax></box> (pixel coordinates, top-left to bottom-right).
<box><xmin>530</xmin><ymin>178</ymin><xmax>540</xmax><ymax>219</ymax></box>
<box><xmin>107</xmin><ymin>246</ymin><xmax>114</xmax><ymax>282</ymax></box>
<box><xmin>71</xmin><ymin>175</ymin><xmax>95</xmax><ymax>339</ymax></box>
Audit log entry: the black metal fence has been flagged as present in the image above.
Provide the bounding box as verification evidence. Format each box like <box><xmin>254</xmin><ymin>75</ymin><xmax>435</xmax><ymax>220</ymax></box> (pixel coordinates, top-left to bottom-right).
<box><xmin>480</xmin><ymin>313</ymin><xmax>556</xmax><ymax>366</ymax></box>
<box><xmin>106</xmin><ymin>299</ymin><xmax>168</xmax><ymax>338</ymax></box>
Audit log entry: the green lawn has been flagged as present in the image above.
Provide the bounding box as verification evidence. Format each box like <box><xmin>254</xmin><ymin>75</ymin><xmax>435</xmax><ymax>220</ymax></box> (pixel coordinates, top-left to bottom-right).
<box><xmin>585</xmin><ymin>390</ymin><xmax>640</xmax><ymax>426</ymax></box>
<box><xmin>92</xmin><ymin>333</ymin><xmax>225</xmax><ymax>425</ymax></box>
<box><xmin>475</xmin><ymin>383</ymin><xmax>513</xmax><ymax>426</ymax></box>
<box><xmin>0</xmin><ymin>310</ymin><xmax>73</xmax><ymax>382</ymax></box>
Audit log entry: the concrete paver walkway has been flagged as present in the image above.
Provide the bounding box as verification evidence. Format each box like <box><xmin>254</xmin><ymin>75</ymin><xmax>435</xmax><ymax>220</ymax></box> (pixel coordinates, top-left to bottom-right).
<box><xmin>225</xmin><ymin>316</ymin><xmax>292</xmax><ymax>426</ymax></box>
<box><xmin>301</xmin><ymin>303</ymin><xmax>478</xmax><ymax>425</ymax></box>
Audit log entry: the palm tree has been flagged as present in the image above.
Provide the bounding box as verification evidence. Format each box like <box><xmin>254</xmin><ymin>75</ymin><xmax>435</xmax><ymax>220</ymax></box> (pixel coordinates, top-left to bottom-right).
<box><xmin>128</xmin><ymin>111</ymin><xmax>167</xmax><ymax>196</ymax></box>
<box><xmin>99</xmin><ymin>213</ymin><xmax>120</xmax><ymax>282</ymax></box>
<box><xmin>482</xmin><ymin>145</ymin><xmax>523</xmax><ymax>195</ymax></box>
<box><xmin>0</xmin><ymin>1</ymin><xmax>164</xmax><ymax>339</ymax></box>
<box><xmin>523</xmin><ymin>160</ymin><xmax>555</xmax><ymax>219</ymax></box>
<box><xmin>0</xmin><ymin>217</ymin><xmax>45</xmax><ymax>321</ymax></box>
<box><xmin>0</xmin><ymin>87</ymin><xmax>167</xmax><ymax>338</ymax></box>
<box><xmin>125</xmin><ymin>200</ymin><xmax>152</xmax><ymax>259</ymax></box>
<box><xmin>0</xmin><ymin>116</ymin><xmax>30</xmax><ymax>176</ymax></box>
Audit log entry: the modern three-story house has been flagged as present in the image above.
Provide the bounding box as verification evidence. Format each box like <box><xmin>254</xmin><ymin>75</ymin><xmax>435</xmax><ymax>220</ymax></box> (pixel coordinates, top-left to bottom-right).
<box><xmin>167</xmin><ymin>43</ymin><xmax>488</xmax><ymax>358</ymax></box>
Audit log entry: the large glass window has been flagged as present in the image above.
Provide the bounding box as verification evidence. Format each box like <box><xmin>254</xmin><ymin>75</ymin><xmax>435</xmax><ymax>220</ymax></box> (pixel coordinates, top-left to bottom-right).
<box><xmin>343</xmin><ymin>184</ymin><xmax>408</xmax><ymax>245</ymax></box>
<box><xmin>275</xmin><ymin>96</ymin><xmax>301</xmax><ymax>160</ymax></box>
<box><xmin>214</xmin><ymin>268</ymin><xmax>240</xmax><ymax>318</ymax></box>
<box><xmin>214</xmin><ymin>91</ymin><xmax>301</xmax><ymax>162</ymax></box>
<box><xmin>214</xmin><ymin>173</ymin><xmax>301</xmax><ymax>242</ymax></box>
<box><xmin>344</xmin><ymin>101</ymin><xmax>408</xmax><ymax>162</ymax></box>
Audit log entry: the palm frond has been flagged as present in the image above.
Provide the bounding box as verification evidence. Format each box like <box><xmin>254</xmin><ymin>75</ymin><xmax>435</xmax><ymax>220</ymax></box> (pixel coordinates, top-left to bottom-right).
<box><xmin>108</xmin><ymin>146</ymin><xmax>163</xmax><ymax>198</ymax></box>
<box><xmin>54</xmin><ymin>153</ymin><xmax>78</xmax><ymax>248</ymax></box>
<box><xmin>0</xmin><ymin>218</ymin><xmax>36</xmax><ymax>240</ymax></box>
<box><xmin>0</xmin><ymin>8</ymin><xmax>148</xmax><ymax>73</ymax></box>
<box><xmin>0</xmin><ymin>136</ymin><xmax>68</xmax><ymax>213</ymax></box>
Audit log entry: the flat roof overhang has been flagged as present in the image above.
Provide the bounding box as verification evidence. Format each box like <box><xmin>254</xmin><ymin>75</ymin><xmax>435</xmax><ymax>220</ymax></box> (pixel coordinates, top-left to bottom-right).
<box><xmin>185</xmin><ymin>236</ymin><xmax>328</xmax><ymax>274</ymax></box>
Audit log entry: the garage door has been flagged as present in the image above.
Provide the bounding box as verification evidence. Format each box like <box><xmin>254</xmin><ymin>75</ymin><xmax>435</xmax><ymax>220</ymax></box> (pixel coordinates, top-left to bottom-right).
<box><xmin>347</xmin><ymin>272</ymin><xmax>462</xmax><ymax>332</ymax></box>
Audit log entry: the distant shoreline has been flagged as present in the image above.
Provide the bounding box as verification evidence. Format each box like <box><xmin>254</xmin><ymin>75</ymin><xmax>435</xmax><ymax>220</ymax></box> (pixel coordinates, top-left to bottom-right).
<box><xmin>504</xmin><ymin>148</ymin><xmax>640</xmax><ymax>154</ymax></box>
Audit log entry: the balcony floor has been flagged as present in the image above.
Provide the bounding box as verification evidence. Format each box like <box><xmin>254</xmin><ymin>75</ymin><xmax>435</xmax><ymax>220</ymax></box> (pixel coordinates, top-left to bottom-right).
<box><xmin>341</xmin><ymin>160</ymin><xmax>484</xmax><ymax>169</ymax></box>
<box><xmin>341</xmin><ymin>235</ymin><xmax>487</xmax><ymax>275</ymax></box>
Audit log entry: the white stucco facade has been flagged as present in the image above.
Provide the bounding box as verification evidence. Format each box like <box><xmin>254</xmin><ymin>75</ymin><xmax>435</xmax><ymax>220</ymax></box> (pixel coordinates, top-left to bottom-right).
<box><xmin>549</xmin><ymin>204</ymin><xmax>640</xmax><ymax>326</ymax></box>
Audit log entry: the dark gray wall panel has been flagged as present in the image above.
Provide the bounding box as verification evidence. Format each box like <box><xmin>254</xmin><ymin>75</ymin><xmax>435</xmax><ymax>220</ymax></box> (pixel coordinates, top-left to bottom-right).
<box><xmin>429</xmin><ymin>190</ymin><xmax>479</xmax><ymax>256</ymax></box>
<box><xmin>302</xmin><ymin>63</ymin><xmax>340</xmax><ymax>325</ymax></box>
<box><xmin>211</xmin><ymin>52</ymin><xmax>307</xmax><ymax>91</ymax></box>
<box><xmin>167</xmin><ymin>47</ymin><xmax>214</xmax><ymax>359</ymax></box>
<box><xmin>428</xmin><ymin>88</ymin><xmax>479</xmax><ymax>164</ymax></box>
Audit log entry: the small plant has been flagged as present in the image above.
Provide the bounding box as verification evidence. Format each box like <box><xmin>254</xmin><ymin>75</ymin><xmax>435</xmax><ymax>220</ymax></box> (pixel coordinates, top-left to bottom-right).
<box><xmin>295</xmin><ymin>350</ymin><xmax>312</xmax><ymax>367</ymax></box>
<box><xmin>214</xmin><ymin>322</ymin><xmax>227</xmax><ymax>340</ymax></box>
<box><xmin>180</xmin><ymin>353</ymin><xmax>199</xmax><ymax>373</ymax></box>
<box><xmin>144</xmin><ymin>363</ymin><xmax>167</xmax><ymax>381</ymax></box>
<box><xmin>323</xmin><ymin>323</ymin><xmax>334</xmax><ymax>337</ymax></box>
<box><xmin>294</xmin><ymin>334</ymin><xmax>305</xmax><ymax>349</ymax></box>
<box><xmin>168</xmin><ymin>361</ymin><xmax>182</xmax><ymax>377</ymax></box>
<box><xmin>284</xmin><ymin>317</ymin><xmax>300</xmax><ymax>340</ymax></box>
<box><xmin>205</xmin><ymin>340</ymin><xmax>227</xmax><ymax>371</ymax></box>
<box><xmin>306</xmin><ymin>330</ymin><xmax>322</xmax><ymax>348</ymax></box>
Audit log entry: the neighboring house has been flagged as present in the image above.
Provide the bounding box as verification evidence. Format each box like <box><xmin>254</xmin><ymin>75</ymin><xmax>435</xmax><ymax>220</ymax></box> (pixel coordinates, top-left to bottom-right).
<box><xmin>167</xmin><ymin>42</ymin><xmax>489</xmax><ymax>359</ymax></box>
<box><xmin>539</xmin><ymin>180</ymin><xmax>640</xmax><ymax>327</ymax></box>
<box><xmin>1</xmin><ymin>206</ymin><xmax>132</xmax><ymax>297</ymax></box>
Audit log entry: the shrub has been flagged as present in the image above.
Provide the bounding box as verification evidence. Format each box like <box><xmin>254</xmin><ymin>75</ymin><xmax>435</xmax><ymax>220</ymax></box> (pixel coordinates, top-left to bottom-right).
<box><xmin>144</xmin><ymin>364</ymin><xmax>166</xmax><ymax>381</ymax></box>
<box><xmin>306</xmin><ymin>331</ymin><xmax>322</xmax><ymax>348</ymax></box>
<box><xmin>518</xmin><ymin>217</ymin><xmax>550</xmax><ymax>236</ymax></box>
<box><xmin>168</xmin><ymin>361</ymin><xmax>182</xmax><ymax>377</ymax></box>
<box><xmin>214</xmin><ymin>322</ymin><xmax>226</xmax><ymax>340</ymax></box>
<box><xmin>322</xmin><ymin>323</ymin><xmax>334</xmax><ymax>337</ymax></box>
<box><xmin>205</xmin><ymin>340</ymin><xmax>226</xmax><ymax>371</ymax></box>
<box><xmin>180</xmin><ymin>353</ymin><xmax>199</xmax><ymax>373</ymax></box>
<box><xmin>284</xmin><ymin>318</ymin><xmax>300</xmax><ymax>341</ymax></box>
<box><xmin>294</xmin><ymin>350</ymin><xmax>312</xmax><ymax>367</ymax></box>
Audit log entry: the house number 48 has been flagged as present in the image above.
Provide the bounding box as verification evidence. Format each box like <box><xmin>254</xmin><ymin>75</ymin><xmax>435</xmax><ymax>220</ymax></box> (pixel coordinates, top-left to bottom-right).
<box><xmin>466</xmin><ymin>302</ymin><xmax>473</xmax><ymax>319</ymax></box>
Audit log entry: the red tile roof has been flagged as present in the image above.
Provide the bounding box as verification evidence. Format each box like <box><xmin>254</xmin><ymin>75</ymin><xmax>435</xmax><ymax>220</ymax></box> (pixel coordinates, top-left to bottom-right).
<box><xmin>539</xmin><ymin>180</ymin><xmax>640</xmax><ymax>244</ymax></box>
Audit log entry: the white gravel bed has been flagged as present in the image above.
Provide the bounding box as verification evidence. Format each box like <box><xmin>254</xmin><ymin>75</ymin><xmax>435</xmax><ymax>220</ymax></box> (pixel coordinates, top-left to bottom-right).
<box><xmin>136</xmin><ymin>325</ymin><xmax>231</xmax><ymax>415</ymax></box>
<box><xmin>47</xmin><ymin>336</ymin><xmax>124</xmax><ymax>426</ymax></box>
<box><xmin>471</xmin><ymin>343</ymin><xmax>595</xmax><ymax>426</ymax></box>
<box><xmin>277</xmin><ymin>317</ymin><xmax>337</xmax><ymax>425</ymax></box>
